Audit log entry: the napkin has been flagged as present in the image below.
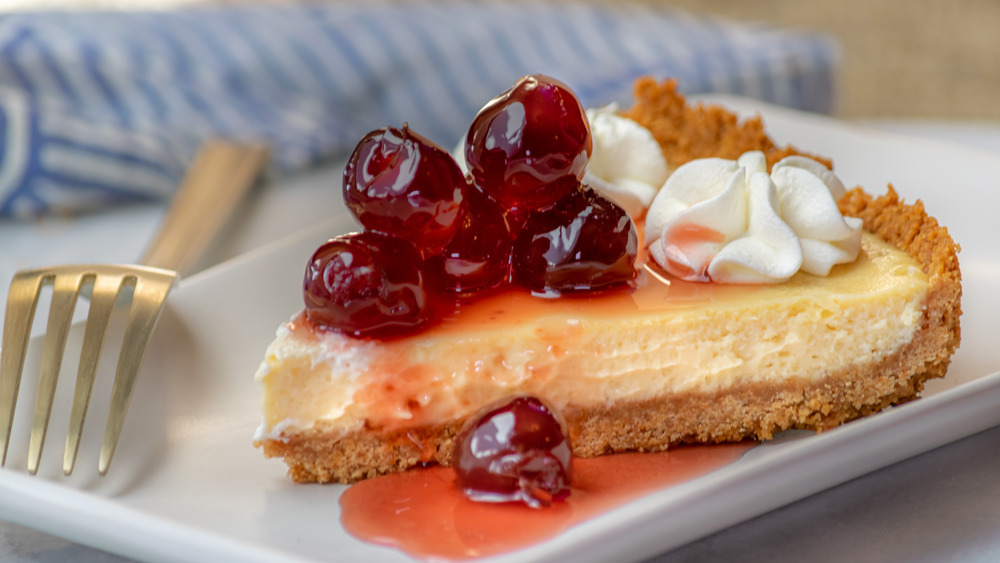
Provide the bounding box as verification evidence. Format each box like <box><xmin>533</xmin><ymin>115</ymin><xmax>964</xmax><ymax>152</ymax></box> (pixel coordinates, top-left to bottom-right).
<box><xmin>0</xmin><ymin>1</ymin><xmax>837</xmax><ymax>218</ymax></box>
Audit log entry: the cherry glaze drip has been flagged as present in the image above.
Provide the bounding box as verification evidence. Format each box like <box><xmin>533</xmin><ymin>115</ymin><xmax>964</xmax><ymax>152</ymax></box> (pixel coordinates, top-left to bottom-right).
<box><xmin>340</xmin><ymin>443</ymin><xmax>755</xmax><ymax>560</ymax></box>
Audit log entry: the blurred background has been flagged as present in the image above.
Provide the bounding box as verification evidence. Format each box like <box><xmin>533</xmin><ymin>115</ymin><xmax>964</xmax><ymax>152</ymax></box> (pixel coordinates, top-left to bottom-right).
<box><xmin>3</xmin><ymin>0</ymin><xmax>997</xmax><ymax>122</ymax></box>
<box><xmin>0</xmin><ymin>0</ymin><xmax>996</xmax><ymax>219</ymax></box>
<box><xmin>643</xmin><ymin>0</ymin><xmax>1000</xmax><ymax>122</ymax></box>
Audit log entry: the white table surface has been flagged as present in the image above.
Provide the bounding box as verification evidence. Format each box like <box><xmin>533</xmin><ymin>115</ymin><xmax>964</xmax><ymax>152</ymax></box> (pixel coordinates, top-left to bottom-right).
<box><xmin>2</xmin><ymin>119</ymin><xmax>999</xmax><ymax>563</ymax></box>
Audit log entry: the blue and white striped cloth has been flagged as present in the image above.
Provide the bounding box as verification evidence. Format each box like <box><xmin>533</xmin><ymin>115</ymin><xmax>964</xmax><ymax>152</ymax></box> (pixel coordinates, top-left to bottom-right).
<box><xmin>0</xmin><ymin>1</ymin><xmax>837</xmax><ymax>218</ymax></box>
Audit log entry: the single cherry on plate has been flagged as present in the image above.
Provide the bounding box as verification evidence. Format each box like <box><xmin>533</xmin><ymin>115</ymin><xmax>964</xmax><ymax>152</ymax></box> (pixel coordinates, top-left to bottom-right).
<box><xmin>453</xmin><ymin>396</ymin><xmax>572</xmax><ymax>508</ymax></box>
<box><xmin>343</xmin><ymin>124</ymin><xmax>467</xmax><ymax>252</ymax></box>
<box><xmin>303</xmin><ymin>232</ymin><xmax>434</xmax><ymax>339</ymax></box>
<box><xmin>425</xmin><ymin>186</ymin><xmax>514</xmax><ymax>294</ymax></box>
<box><xmin>465</xmin><ymin>74</ymin><xmax>592</xmax><ymax>212</ymax></box>
<box><xmin>513</xmin><ymin>185</ymin><xmax>638</xmax><ymax>297</ymax></box>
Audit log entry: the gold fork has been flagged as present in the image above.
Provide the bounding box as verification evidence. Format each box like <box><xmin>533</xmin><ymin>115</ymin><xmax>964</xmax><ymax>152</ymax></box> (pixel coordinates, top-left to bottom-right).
<box><xmin>0</xmin><ymin>140</ymin><xmax>268</xmax><ymax>476</ymax></box>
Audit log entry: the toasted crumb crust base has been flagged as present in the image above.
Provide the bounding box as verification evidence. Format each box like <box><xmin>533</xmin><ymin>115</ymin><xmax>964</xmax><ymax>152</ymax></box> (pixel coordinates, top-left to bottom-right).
<box><xmin>259</xmin><ymin>79</ymin><xmax>963</xmax><ymax>484</ymax></box>
<box><xmin>620</xmin><ymin>77</ymin><xmax>833</xmax><ymax>170</ymax></box>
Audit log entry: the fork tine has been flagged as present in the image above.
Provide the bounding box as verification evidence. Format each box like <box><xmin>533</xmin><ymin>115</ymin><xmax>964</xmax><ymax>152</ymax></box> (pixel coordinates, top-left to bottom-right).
<box><xmin>27</xmin><ymin>272</ymin><xmax>86</xmax><ymax>475</ymax></box>
<box><xmin>3</xmin><ymin>142</ymin><xmax>265</xmax><ymax>475</ymax></box>
<box><xmin>99</xmin><ymin>271</ymin><xmax>175</xmax><ymax>475</ymax></box>
<box><xmin>0</xmin><ymin>271</ymin><xmax>47</xmax><ymax>466</ymax></box>
<box><xmin>63</xmin><ymin>274</ymin><xmax>124</xmax><ymax>475</ymax></box>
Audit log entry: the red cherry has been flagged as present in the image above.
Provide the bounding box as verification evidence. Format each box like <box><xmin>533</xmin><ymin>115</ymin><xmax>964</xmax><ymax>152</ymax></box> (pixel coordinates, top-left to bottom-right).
<box><xmin>465</xmin><ymin>74</ymin><xmax>592</xmax><ymax>212</ymax></box>
<box><xmin>344</xmin><ymin>125</ymin><xmax>467</xmax><ymax>252</ymax></box>
<box><xmin>502</xmin><ymin>204</ymin><xmax>534</xmax><ymax>240</ymax></box>
<box><xmin>453</xmin><ymin>396</ymin><xmax>572</xmax><ymax>508</ymax></box>
<box><xmin>512</xmin><ymin>185</ymin><xmax>638</xmax><ymax>297</ymax></box>
<box><xmin>425</xmin><ymin>186</ymin><xmax>513</xmax><ymax>294</ymax></box>
<box><xmin>303</xmin><ymin>232</ymin><xmax>433</xmax><ymax>338</ymax></box>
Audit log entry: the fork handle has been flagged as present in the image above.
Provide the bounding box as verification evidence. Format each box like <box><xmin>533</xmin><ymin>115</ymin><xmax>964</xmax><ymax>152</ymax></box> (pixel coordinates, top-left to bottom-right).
<box><xmin>139</xmin><ymin>141</ymin><xmax>270</xmax><ymax>275</ymax></box>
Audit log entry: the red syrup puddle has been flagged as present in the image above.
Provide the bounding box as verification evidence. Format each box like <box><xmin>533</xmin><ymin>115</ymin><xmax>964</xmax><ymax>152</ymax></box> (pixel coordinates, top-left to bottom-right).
<box><xmin>340</xmin><ymin>442</ymin><xmax>755</xmax><ymax>561</ymax></box>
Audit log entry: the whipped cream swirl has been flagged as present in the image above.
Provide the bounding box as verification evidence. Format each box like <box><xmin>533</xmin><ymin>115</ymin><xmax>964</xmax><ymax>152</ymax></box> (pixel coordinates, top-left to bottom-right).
<box><xmin>583</xmin><ymin>104</ymin><xmax>669</xmax><ymax>218</ymax></box>
<box><xmin>644</xmin><ymin>151</ymin><xmax>862</xmax><ymax>284</ymax></box>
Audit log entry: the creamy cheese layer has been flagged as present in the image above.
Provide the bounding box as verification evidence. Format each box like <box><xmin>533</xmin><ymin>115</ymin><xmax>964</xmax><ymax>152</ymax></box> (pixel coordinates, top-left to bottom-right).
<box><xmin>254</xmin><ymin>234</ymin><xmax>928</xmax><ymax>443</ymax></box>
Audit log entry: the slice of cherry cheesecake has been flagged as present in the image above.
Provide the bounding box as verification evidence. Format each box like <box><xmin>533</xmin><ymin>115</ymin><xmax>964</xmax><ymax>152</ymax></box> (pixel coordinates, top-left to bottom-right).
<box><xmin>254</xmin><ymin>76</ymin><xmax>961</xmax><ymax>484</ymax></box>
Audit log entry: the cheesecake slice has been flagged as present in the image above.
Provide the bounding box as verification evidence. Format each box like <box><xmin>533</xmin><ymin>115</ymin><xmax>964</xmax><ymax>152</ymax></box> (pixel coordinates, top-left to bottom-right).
<box><xmin>253</xmin><ymin>78</ymin><xmax>961</xmax><ymax>484</ymax></box>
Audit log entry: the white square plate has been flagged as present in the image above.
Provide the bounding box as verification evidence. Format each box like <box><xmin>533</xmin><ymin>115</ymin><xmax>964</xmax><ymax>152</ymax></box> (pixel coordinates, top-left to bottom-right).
<box><xmin>2</xmin><ymin>97</ymin><xmax>999</xmax><ymax>563</ymax></box>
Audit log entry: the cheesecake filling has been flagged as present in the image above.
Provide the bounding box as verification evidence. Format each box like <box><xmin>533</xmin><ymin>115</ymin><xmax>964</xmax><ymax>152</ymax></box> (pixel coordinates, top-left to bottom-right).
<box><xmin>254</xmin><ymin>233</ymin><xmax>928</xmax><ymax>444</ymax></box>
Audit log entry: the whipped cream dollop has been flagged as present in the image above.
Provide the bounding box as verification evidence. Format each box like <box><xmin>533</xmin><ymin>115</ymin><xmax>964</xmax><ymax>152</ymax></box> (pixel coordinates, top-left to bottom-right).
<box><xmin>582</xmin><ymin>104</ymin><xmax>669</xmax><ymax>218</ymax></box>
<box><xmin>644</xmin><ymin>151</ymin><xmax>862</xmax><ymax>284</ymax></box>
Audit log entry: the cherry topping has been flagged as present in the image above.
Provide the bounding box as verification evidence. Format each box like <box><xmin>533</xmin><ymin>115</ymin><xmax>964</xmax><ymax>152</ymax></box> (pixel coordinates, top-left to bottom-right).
<box><xmin>310</xmin><ymin>75</ymin><xmax>633</xmax><ymax>339</ymax></box>
<box><xmin>512</xmin><ymin>185</ymin><xmax>638</xmax><ymax>297</ymax></box>
<box><xmin>303</xmin><ymin>232</ymin><xmax>433</xmax><ymax>338</ymax></box>
<box><xmin>465</xmin><ymin>74</ymin><xmax>592</xmax><ymax>211</ymax></box>
<box><xmin>425</xmin><ymin>186</ymin><xmax>513</xmax><ymax>294</ymax></box>
<box><xmin>502</xmin><ymin>204</ymin><xmax>534</xmax><ymax>240</ymax></box>
<box><xmin>452</xmin><ymin>396</ymin><xmax>572</xmax><ymax>508</ymax></box>
<box><xmin>344</xmin><ymin>125</ymin><xmax>467</xmax><ymax>252</ymax></box>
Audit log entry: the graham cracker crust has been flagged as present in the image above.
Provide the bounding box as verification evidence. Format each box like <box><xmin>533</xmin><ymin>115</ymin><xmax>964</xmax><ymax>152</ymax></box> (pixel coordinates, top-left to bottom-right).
<box><xmin>621</xmin><ymin>77</ymin><xmax>832</xmax><ymax>170</ymax></box>
<box><xmin>259</xmin><ymin>78</ymin><xmax>962</xmax><ymax>484</ymax></box>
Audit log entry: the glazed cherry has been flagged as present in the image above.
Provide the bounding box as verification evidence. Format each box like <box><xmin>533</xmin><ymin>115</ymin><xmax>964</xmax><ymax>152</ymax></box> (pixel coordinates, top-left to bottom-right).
<box><xmin>513</xmin><ymin>185</ymin><xmax>638</xmax><ymax>297</ymax></box>
<box><xmin>502</xmin><ymin>204</ymin><xmax>534</xmax><ymax>240</ymax></box>
<box><xmin>303</xmin><ymin>232</ymin><xmax>433</xmax><ymax>338</ymax></box>
<box><xmin>453</xmin><ymin>396</ymin><xmax>572</xmax><ymax>508</ymax></box>
<box><xmin>465</xmin><ymin>74</ymin><xmax>592</xmax><ymax>212</ymax></box>
<box><xmin>425</xmin><ymin>186</ymin><xmax>513</xmax><ymax>294</ymax></box>
<box><xmin>344</xmin><ymin>125</ymin><xmax>467</xmax><ymax>252</ymax></box>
